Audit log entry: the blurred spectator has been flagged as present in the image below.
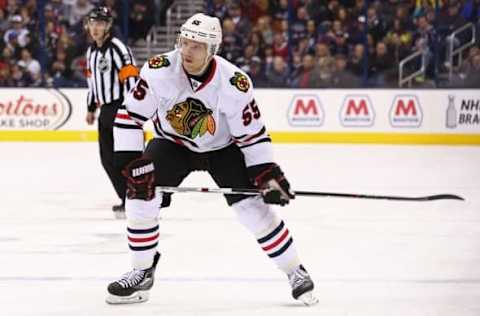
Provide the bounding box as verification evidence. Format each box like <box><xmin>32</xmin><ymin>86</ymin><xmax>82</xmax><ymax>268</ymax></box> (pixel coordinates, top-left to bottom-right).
<box><xmin>57</xmin><ymin>31</ymin><xmax>79</xmax><ymax>63</ymax></box>
<box><xmin>17</xmin><ymin>48</ymin><xmax>40</xmax><ymax>79</ymax></box>
<box><xmin>69</xmin><ymin>0</ymin><xmax>94</xmax><ymax>26</ymax></box>
<box><xmin>348</xmin><ymin>43</ymin><xmax>366</xmax><ymax>77</ymax></box>
<box><xmin>247</xmin><ymin>31</ymin><xmax>266</xmax><ymax>58</ymax></box>
<box><xmin>0</xmin><ymin>62</ymin><xmax>14</xmax><ymax>86</ymax></box>
<box><xmin>45</xmin><ymin>48</ymin><xmax>73</xmax><ymax>88</ymax></box>
<box><xmin>227</xmin><ymin>2</ymin><xmax>251</xmax><ymax>38</ymax></box>
<box><xmin>5</xmin><ymin>0</ymin><xmax>20</xmax><ymax>15</ymax></box>
<box><xmin>3</xmin><ymin>15</ymin><xmax>30</xmax><ymax>49</ymax></box>
<box><xmin>290</xmin><ymin>52</ymin><xmax>303</xmax><ymax>75</ymax></box>
<box><xmin>370</xmin><ymin>41</ymin><xmax>395</xmax><ymax>85</ymax></box>
<box><xmin>1</xmin><ymin>46</ymin><xmax>15</xmax><ymax>65</ymax></box>
<box><xmin>438</xmin><ymin>2</ymin><xmax>467</xmax><ymax>36</ymax></box>
<box><xmin>263</xmin><ymin>45</ymin><xmax>274</xmax><ymax>73</ymax></box>
<box><xmin>305</xmin><ymin>19</ymin><xmax>317</xmax><ymax>52</ymax></box>
<box><xmin>272</xmin><ymin>32</ymin><xmax>288</xmax><ymax>61</ymax></box>
<box><xmin>0</xmin><ymin>9</ymin><xmax>10</xmax><ymax>34</ymax></box>
<box><xmin>129</xmin><ymin>0</ymin><xmax>154</xmax><ymax>44</ymax></box>
<box><xmin>266</xmin><ymin>56</ymin><xmax>289</xmax><ymax>87</ymax></box>
<box><xmin>412</xmin><ymin>14</ymin><xmax>436</xmax><ymax>76</ymax></box>
<box><xmin>290</xmin><ymin>6</ymin><xmax>309</xmax><ymax>46</ymax></box>
<box><xmin>384</xmin><ymin>18</ymin><xmax>413</xmax><ymax>63</ymax></box>
<box><xmin>315</xmin><ymin>41</ymin><xmax>335</xmax><ymax>84</ymax></box>
<box><xmin>305</xmin><ymin>0</ymin><xmax>327</xmax><ymax>23</ymax></box>
<box><xmin>235</xmin><ymin>44</ymin><xmax>260</xmax><ymax>74</ymax></box>
<box><xmin>248</xmin><ymin>56</ymin><xmax>268</xmax><ymax>87</ymax></box>
<box><xmin>272</xmin><ymin>0</ymin><xmax>288</xmax><ymax>26</ymax></box>
<box><xmin>255</xmin><ymin>15</ymin><xmax>273</xmax><ymax>46</ymax></box>
<box><xmin>463</xmin><ymin>52</ymin><xmax>480</xmax><ymax>87</ymax></box>
<box><xmin>366</xmin><ymin>5</ymin><xmax>387</xmax><ymax>42</ymax></box>
<box><xmin>331</xmin><ymin>53</ymin><xmax>361</xmax><ymax>87</ymax></box>
<box><xmin>10</xmin><ymin>64</ymin><xmax>29</xmax><ymax>86</ymax></box>
<box><xmin>461</xmin><ymin>0</ymin><xmax>480</xmax><ymax>23</ymax></box>
<box><xmin>293</xmin><ymin>38</ymin><xmax>310</xmax><ymax>58</ymax></box>
<box><xmin>241</xmin><ymin>0</ymin><xmax>269</xmax><ymax>24</ymax></box>
<box><xmin>325</xmin><ymin>19</ymin><xmax>349</xmax><ymax>55</ymax></box>
<box><xmin>104</xmin><ymin>0</ymin><xmax>125</xmax><ymax>39</ymax></box>
<box><xmin>290</xmin><ymin>54</ymin><xmax>322</xmax><ymax>88</ymax></box>
<box><xmin>49</xmin><ymin>0</ymin><xmax>70</xmax><ymax>25</ymax></box>
<box><xmin>209</xmin><ymin>0</ymin><xmax>228</xmax><ymax>21</ymax></box>
<box><xmin>459</xmin><ymin>46</ymin><xmax>480</xmax><ymax>73</ymax></box>
<box><xmin>413</xmin><ymin>0</ymin><xmax>442</xmax><ymax>18</ymax></box>
<box><xmin>70</xmin><ymin>55</ymin><xmax>88</xmax><ymax>87</ymax></box>
<box><xmin>220</xmin><ymin>18</ymin><xmax>244</xmax><ymax>61</ymax></box>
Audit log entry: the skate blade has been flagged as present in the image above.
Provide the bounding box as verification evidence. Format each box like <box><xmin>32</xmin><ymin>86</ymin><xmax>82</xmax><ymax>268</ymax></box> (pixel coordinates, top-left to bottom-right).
<box><xmin>106</xmin><ymin>291</ymin><xmax>149</xmax><ymax>304</ymax></box>
<box><xmin>297</xmin><ymin>291</ymin><xmax>319</xmax><ymax>306</ymax></box>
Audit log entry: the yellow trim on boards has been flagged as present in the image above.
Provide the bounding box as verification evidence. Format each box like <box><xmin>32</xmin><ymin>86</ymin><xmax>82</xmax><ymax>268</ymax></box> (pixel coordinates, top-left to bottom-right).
<box><xmin>0</xmin><ymin>131</ymin><xmax>479</xmax><ymax>145</ymax></box>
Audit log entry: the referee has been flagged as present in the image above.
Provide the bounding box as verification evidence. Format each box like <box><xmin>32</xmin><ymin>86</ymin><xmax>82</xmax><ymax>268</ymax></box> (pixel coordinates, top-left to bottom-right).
<box><xmin>85</xmin><ymin>6</ymin><xmax>139</xmax><ymax>218</ymax></box>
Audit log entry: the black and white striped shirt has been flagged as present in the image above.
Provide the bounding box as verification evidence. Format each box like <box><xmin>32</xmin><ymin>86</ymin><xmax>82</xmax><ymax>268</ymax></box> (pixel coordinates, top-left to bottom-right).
<box><xmin>86</xmin><ymin>36</ymin><xmax>138</xmax><ymax>111</ymax></box>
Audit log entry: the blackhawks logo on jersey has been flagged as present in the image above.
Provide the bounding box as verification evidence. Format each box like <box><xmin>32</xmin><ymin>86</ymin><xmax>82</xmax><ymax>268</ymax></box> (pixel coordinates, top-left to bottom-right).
<box><xmin>229</xmin><ymin>72</ymin><xmax>250</xmax><ymax>93</ymax></box>
<box><xmin>166</xmin><ymin>98</ymin><xmax>216</xmax><ymax>139</ymax></box>
<box><xmin>148</xmin><ymin>55</ymin><xmax>170</xmax><ymax>69</ymax></box>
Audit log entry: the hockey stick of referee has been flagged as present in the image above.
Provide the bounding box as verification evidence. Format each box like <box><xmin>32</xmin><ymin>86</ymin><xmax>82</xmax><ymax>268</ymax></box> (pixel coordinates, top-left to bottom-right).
<box><xmin>155</xmin><ymin>187</ymin><xmax>464</xmax><ymax>201</ymax></box>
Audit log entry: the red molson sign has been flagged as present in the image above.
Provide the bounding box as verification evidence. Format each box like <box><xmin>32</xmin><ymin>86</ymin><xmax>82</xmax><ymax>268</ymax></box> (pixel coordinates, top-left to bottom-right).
<box><xmin>0</xmin><ymin>89</ymin><xmax>72</xmax><ymax>130</ymax></box>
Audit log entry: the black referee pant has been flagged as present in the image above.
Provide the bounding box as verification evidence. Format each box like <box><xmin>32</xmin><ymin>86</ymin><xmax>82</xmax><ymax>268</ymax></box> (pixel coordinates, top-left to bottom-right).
<box><xmin>98</xmin><ymin>100</ymin><xmax>126</xmax><ymax>204</ymax></box>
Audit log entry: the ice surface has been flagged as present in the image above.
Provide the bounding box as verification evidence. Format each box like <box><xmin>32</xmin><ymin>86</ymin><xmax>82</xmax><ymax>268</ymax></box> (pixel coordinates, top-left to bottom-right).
<box><xmin>1</xmin><ymin>143</ymin><xmax>479</xmax><ymax>316</ymax></box>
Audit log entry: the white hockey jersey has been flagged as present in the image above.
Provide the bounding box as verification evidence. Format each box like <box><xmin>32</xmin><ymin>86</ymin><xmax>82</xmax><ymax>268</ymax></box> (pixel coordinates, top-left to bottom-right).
<box><xmin>113</xmin><ymin>49</ymin><xmax>273</xmax><ymax>167</ymax></box>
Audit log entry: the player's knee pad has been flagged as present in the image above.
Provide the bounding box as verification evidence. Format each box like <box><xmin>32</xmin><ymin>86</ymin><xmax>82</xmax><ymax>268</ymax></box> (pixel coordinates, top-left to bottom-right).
<box><xmin>231</xmin><ymin>196</ymin><xmax>279</xmax><ymax>237</ymax></box>
<box><xmin>125</xmin><ymin>193</ymin><xmax>163</xmax><ymax>222</ymax></box>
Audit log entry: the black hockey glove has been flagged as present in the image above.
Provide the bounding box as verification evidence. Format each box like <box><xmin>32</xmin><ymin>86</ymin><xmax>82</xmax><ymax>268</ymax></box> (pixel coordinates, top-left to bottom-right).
<box><xmin>248</xmin><ymin>163</ymin><xmax>295</xmax><ymax>206</ymax></box>
<box><xmin>122</xmin><ymin>157</ymin><xmax>156</xmax><ymax>201</ymax></box>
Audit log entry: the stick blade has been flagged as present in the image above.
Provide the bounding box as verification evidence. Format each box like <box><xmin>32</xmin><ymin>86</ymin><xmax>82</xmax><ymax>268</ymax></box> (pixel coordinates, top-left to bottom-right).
<box><xmin>426</xmin><ymin>194</ymin><xmax>465</xmax><ymax>201</ymax></box>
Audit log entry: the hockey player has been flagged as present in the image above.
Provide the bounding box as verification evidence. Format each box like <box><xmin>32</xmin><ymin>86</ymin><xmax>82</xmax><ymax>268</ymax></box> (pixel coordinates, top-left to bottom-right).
<box><xmin>108</xmin><ymin>13</ymin><xmax>318</xmax><ymax>306</ymax></box>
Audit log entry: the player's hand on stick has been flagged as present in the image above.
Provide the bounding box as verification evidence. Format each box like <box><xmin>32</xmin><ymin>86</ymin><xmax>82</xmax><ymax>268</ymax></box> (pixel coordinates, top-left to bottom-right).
<box><xmin>122</xmin><ymin>157</ymin><xmax>156</xmax><ymax>201</ymax></box>
<box><xmin>249</xmin><ymin>163</ymin><xmax>295</xmax><ymax>206</ymax></box>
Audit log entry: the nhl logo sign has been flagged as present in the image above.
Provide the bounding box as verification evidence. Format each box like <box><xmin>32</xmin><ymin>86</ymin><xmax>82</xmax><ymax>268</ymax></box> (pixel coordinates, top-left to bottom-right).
<box><xmin>340</xmin><ymin>95</ymin><xmax>375</xmax><ymax>127</ymax></box>
<box><xmin>389</xmin><ymin>95</ymin><xmax>423</xmax><ymax>128</ymax></box>
<box><xmin>287</xmin><ymin>95</ymin><xmax>324</xmax><ymax>127</ymax></box>
<box><xmin>97</xmin><ymin>56</ymin><xmax>110</xmax><ymax>73</ymax></box>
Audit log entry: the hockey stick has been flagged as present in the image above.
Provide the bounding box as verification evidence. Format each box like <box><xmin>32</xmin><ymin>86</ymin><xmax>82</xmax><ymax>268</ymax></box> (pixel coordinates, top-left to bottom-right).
<box><xmin>155</xmin><ymin>186</ymin><xmax>464</xmax><ymax>201</ymax></box>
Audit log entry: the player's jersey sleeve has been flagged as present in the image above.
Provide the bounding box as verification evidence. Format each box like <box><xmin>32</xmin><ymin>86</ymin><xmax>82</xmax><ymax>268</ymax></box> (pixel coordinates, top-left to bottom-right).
<box><xmin>225</xmin><ymin>74</ymin><xmax>273</xmax><ymax>167</ymax></box>
<box><xmin>113</xmin><ymin>63</ymin><xmax>158</xmax><ymax>152</ymax></box>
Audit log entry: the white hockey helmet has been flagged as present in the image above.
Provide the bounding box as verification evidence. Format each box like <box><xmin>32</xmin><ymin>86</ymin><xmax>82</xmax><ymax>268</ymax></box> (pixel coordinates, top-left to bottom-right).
<box><xmin>179</xmin><ymin>13</ymin><xmax>222</xmax><ymax>56</ymax></box>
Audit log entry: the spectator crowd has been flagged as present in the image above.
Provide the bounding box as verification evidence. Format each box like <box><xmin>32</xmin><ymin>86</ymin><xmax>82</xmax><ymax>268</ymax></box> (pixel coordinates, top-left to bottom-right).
<box><xmin>0</xmin><ymin>0</ymin><xmax>154</xmax><ymax>88</ymax></box>
<box><xmin>0</xmin><ymin>0</ymin><xmax>479</xmax><ymax>88</ymax></box>
<box><xmin>209</xmin><ymin>0</ymin><xmax>480</xmax><ymax>87</ymax></box>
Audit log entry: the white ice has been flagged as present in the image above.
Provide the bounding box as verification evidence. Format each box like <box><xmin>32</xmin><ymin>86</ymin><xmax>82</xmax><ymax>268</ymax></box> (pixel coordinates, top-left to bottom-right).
<box><xmin>1</xmin><ymin>143</ymin><xmax>479</xmax><ymax>316</ymax></box>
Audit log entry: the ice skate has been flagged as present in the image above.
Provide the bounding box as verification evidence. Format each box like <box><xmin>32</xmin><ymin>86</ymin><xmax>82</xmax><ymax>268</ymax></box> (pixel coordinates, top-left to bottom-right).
<box><xmin>106</xmin><ymin>252</ymin><xmax>160</xmax><ymax>304</ymax></box>
<box><xmin>112</xmin><ymin>203</ymin><xmax>126</xmax><ymax>219</ymax></box>
<box><xmin>288</xmin><ymin>265</ymin><xmax>318</xmax><ymax>306</ymax></box>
